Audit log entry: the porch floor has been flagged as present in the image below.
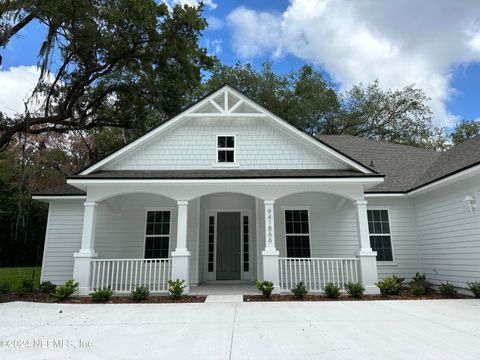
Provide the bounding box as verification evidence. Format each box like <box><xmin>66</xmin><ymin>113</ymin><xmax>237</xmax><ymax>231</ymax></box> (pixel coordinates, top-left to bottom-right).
<box><xmin>191</xmin><ymin>282</ymin><xmax>258</xmax><ymax>295</ymax></box>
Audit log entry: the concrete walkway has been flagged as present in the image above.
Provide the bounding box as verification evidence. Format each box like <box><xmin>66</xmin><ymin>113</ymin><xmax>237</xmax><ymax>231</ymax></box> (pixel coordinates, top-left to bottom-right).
<box><xmin>0</xmin><ymin>299</ymin><xmax>479</xmax><ymax>359</ymax></box>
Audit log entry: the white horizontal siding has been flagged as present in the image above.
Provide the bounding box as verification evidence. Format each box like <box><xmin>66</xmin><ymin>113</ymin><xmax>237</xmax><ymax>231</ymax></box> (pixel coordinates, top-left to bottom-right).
<box><xmin>414</xmin><ymin>176</ymin><xmax>480</xmax><ymax>288</ymax></box>
<box><xmin>105</xmin><ymin>117</ymin><xmax>346</xmax><ymax>170</ymax></box>
<box><xmin>367</xmin><ymin>198</ymin><xmax>421</xmax><ymax>280</ymax></box>
<box><xmin>274</xmin><ymin>193</ymin><xmax>358</xmax><ymax>259</ymax></box>
<box><xmin>41</xmin><ymin>200</ymin><xmax>84</xmax><ymax>285</ymax></box>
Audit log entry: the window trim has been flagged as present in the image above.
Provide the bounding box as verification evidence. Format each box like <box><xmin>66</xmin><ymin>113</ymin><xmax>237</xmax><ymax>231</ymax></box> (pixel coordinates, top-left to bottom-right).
<box><xmin>215</xmin><ymin>134</ymin><xmax>237</xmax><ymax>166</ymax></box>
<box><xmin>283</xmin><ymin>208</ymin><xmax>312</xmax><ymax>258</ymax></box>
<box><xmin>143</xmin><ymin>208</ymin><xmax>173</xmax><ymax>259</ymax></box>
<box><xmin>367</xmin><ymin>207</ymin><xmax>395</xmax><ymax>262</ymax></box>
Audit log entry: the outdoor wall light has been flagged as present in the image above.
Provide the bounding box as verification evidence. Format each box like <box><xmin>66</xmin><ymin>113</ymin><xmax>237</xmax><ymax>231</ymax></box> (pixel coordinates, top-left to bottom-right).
<box><xmin>463</xmin><ymin>194</ymin><xmax>477</xmax><ymax>213</ymax></box>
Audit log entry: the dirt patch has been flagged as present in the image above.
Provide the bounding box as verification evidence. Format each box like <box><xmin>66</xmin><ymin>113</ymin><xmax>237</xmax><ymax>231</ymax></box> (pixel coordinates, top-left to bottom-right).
<box><xmin>244</xmin><ymin>289</ymin><xmax>473</xmax><ymax>302</ymax></box>
<box><xmin>0</xmin><ymin>291</ymin><xmax>206</xmax><ymax>304</ymax></box>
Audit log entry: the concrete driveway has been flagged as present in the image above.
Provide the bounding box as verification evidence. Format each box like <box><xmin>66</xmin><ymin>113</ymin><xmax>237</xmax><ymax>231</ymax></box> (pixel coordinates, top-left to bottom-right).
<box><xmin>0</xmin><ymin>299</ymin><xmax>479</xmax><ymax>360</ymax></box>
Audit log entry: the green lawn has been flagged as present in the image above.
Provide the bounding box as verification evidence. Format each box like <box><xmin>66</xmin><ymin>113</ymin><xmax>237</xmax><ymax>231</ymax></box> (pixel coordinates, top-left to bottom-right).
<box><xmin>0</xmin><ymin>267</ymin><xmax>41</xmax><ymax>289</ymax></box>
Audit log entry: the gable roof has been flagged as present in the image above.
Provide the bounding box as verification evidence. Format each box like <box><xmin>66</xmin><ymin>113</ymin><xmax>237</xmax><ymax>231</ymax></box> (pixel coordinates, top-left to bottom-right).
<box><xmin>77</xmin><ymin>84</ymin><xmax>375</xmax><ymax>175</ymax></box>
<box><xmin>318</xmin><ymin>135</ymin><xmax>480</xmax><ymax>193</ymax></box>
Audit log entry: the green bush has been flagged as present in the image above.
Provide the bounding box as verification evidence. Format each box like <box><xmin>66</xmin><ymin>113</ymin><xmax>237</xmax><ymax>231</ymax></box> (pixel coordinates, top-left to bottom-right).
<box><xmin>467</xmin><ymin>281</ymin><xmax>480</xmax><ymax>298</ymax></box>
<box><xmin>168</xmin><ymin>279</ymin><xmax>186</xmax><ymax>299</ymax></box>
<box><xmin>21</xmin><ymin>279</ymin><xmax>35</xmax><ymax>292</ymax></box>
<box><xmin>324</xmin><ymin>283</ymin><xmax>341</xmax><ymax>299</ymax></box>
<box><xmin>410</xmin><ymin>272</ymin><xmax>431</xmax><ymax>294</ymax></box>
<box><xmin>291</xmin><ymin>281</ymin><xmax>308</xmax><ymax>298</ymax></box>
<box><xmin>90</xmin><ymin>288</ymin><xmax>113</xmax><ymax>302</ymax></box>
<box><xmin>0</xmin><ymin>282</ymin><xmax>10</xmax><ymax>294</ymax></box>
<box><xmin>52</xmin><ymin>280</ymin><xmax>79</xmax><ymax>301</ymax></box>
<box><xmin>440</xmin><ymin>282</ymin><xmax>457</xmax><ymax>298</ymax></box>
<box><xmin>39</xmin><ymin>281</ymin><xmax>57</xmax><ymax>294</ymax></box>
<box><xmin>131</xmin><ymin>286</ymin><xmax>150</xmax><ymax>301</ymax></box>
<box><xmin>345</xmin><ymin>282</ymin><xmax>365</xmax><ymax>298</ymax></box>
<box><xmin>376</xmin><ymin>277</ymin><xmax>401</xmax><ymax>296</ymax></box>
<box><xmin>411</xmin><ymin>284</ymin><xmax>427</xmax><ymax>296</ymax></box>
<box><xmin>15</xmin><ymin>285</ymin><xmax>28</xmax><ymax>297</ymax></box>
<box><xmin>392</xmin><ymin>275</ymin><xmax>405</xmax><ymax>286</ymax></box>
<box><xmin>256</xmin><ymin>280</ymin><xmax>274</xmax><ymax>298</ymax></box>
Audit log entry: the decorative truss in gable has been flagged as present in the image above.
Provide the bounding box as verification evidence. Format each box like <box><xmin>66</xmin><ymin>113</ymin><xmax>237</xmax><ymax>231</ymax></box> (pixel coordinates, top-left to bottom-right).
<box><xmin>186</xmin><ymin>88</ymin><xmax>266</xmax><ymax>117</ymax></box>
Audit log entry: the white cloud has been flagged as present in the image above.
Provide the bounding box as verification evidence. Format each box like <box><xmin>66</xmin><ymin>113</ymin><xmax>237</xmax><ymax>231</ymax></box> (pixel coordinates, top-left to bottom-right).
<box><xmin>226</xmin><ymin>0</ymin><xmax>480</xmax><ymax>126</ymax></box>
<box><xmin>227</xmin><ymin>7</ymin><xmax>282</xmax><ymax>60</ymax></box>
<box><xmin>167</xmin><ymin>0</ymin><xmax>217</xmax><ymax>10</ymax></box>
<box><xmin>0</xmin><ymin>65</ymin><xmax>40</xmax><ymax>116</ymax></box>
<box><xmin>204</xmin><ymin>38</ymin><xmax>223</xmax><ymax>56</ymax></box>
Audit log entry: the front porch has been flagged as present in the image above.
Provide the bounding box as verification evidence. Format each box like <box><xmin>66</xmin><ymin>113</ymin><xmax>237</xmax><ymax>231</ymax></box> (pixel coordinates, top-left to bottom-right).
<box><xmin>70</xmin><ymin>179</ymin><xmax>381</xmax><ymax>295</ymax></box>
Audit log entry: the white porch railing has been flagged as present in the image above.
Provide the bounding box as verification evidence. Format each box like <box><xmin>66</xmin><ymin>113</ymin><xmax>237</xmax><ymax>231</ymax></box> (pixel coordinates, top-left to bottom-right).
<box><xmin>90</xmin><ymin>258</ymin><xmax>171</xmax><ymax>293</ymax></box>
<box><xmin>278</xmin><ymin>257</ymin><xmax>359</xmax><ymax>292</ymax></box>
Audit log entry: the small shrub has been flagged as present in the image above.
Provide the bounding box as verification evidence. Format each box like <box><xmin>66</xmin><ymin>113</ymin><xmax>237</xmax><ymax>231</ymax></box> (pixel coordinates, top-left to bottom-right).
<box><xmin>168</xmin><ymin>279</ymin><xmax>186</xmax><ymax>299</ymax></box>
<box><xmin>52</xmin><ymin>280</ymin><xmax>79</xmax><ymax>301</ymax></box>
<box><xmin>291</xmin><ymin>281</ymin><xmax>308</xmax><ymax>299</ymax></box>
<box><xmin>376</xmin><ymin>277</ymin><xmax>401</xmax><ymax>296</ymax></box>
<box><xmin>15</xmin><ymin>286</ymin><xmax>28</xmax><ymax>297</ymax></box>
<box><xmin>39</xmin><ymin>281</ymin><xmax>57</xmax><ymax>294</ymax></box>
<box><xmin>0</xmin><ymin>282</ymin><xmax>10</xmax><ymax>295</ymax></box>
<box><xmin>21</xmin><ymin>279</ymin><xmax>35</xmax><ymax>292</ymax></box>
<box><xmin>324</xmin><ymin>283</ymin><xmax>341</xmax><ymax>299</ymax></box>
<box><xmin>90</xmin><ymin>288</ymin><xmax>113</xmax><ymax>302</ymax></box>
<box><xmin>411</xmin><ymin>284</ymin><xmax>427</xmax><ymax>296</ymax></box>
<box><xmin>256</xmin><ymin>280</ymin><xmax>274</xmax><ymax>298</ymax></box>
<box><xmin>467</xmin><ymin>281</ymin><xmax>480</xmax><ymax>298</ymax></box>
<box><xmin>440</xmin><ymin>282</ymin><xmax>457</xmax><ymax>298</ymax></box>
<box><xmin>345</xmin><ymin>282</ymin><xmax>365</xmax><ymax>298</ymax></box>
<box><xmin>410</xmin><ymin>272</ymin><xmax>431</xmax><ymax>293</ymax></box>
<box><xmin>132</xmin><ymin>286</ymin><xmax>150</xmax><ymax>301</ymax></box>
<box><xmin>392</xmin><ymin>275</ymin><xmax>405</xmax><ymax>286</ymax></box>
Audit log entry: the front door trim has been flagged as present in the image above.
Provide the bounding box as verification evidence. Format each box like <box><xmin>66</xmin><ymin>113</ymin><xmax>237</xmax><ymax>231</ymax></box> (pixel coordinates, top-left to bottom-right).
<box><xmin>204</xmin><ymin>209</ymin><xmax>252</xmax><ymax>281</ymax></box>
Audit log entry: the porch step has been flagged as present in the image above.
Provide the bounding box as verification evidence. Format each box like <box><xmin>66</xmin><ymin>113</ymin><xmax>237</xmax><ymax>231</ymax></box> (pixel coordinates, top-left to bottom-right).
<box><xmin>205</xmin><ymin>295</ymin><xmax>243</xmax><ymax>303</ymax></box>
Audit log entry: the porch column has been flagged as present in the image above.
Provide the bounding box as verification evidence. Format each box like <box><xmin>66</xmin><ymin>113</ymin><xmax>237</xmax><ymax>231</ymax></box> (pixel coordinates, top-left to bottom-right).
<box><xmin>354</xmin><ymin>200</ymin><xmax>380</xmax><ymax>294</ymax></box>
<box><xmin>171</xmin><ymin>200</ymin><xmax>191</xmax><ymax>294</ymax></box>
<box><xmin>73</xmin><ymin>201</ymin><xmax>98</xmax><ymax>295</ymax></box>
<box><xmin>262</xmin><ymin>200</ymin><xmax>280</xmax><ymax>290</ymax></box>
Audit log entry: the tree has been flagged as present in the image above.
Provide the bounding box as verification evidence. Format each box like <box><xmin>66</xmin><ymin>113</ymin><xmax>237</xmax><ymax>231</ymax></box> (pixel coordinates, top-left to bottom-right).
<box><xmin>334</xmin><ymin>81</ymin><xmax>438</xmax><ymax>148</ymax></box>
<box><xmin>0</xmin><ymin>0</ymin><xmax>216</xmax><ymax>150</ymax></box>
<box><xmin>204</xmin><ymin>62</ymin><xmax>340</xmax><ymax>133</ymax></box>
<box><xmin>451</xmin><ymin>119</ymin><xmax>480</xmax><ymax>145</ymax></box>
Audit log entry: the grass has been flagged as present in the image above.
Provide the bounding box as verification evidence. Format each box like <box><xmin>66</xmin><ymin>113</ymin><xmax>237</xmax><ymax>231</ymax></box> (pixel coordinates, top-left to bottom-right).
<box><xmin>0</xmin><ymin>267</ymin><xmax>41</xmax><ymax>289</ymax></box>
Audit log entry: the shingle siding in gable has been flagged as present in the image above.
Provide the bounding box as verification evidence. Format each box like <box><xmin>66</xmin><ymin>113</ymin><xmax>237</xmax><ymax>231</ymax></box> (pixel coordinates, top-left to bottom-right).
<box><xmin>106</xmin><ymin>117</ymin><xmax>346</xmax><ymax>170</ymax></box>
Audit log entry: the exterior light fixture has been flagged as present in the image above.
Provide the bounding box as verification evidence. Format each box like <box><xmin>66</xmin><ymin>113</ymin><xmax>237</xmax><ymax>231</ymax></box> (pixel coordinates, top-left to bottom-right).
<box><xmin>464</xmin><ymin>195</ymin><xmax>476</xmax><ymax>213</ymax></box>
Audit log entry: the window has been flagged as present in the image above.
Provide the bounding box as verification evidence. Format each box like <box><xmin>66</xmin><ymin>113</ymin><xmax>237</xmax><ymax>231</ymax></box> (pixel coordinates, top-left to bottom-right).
<box><xmin>285</xmin><ymin>210</ymin><xmax>311</xmax><ymax>258</ymax></box>
<box><xmin>208</xmin><ymin>215</ymin><xmax>215</xmax><ymax>272</ymax></box>
<box><xmin>144</xmin><ymin>211</ymin><xmax>170</xmax><ymax>258</ymax></box>
<box><xmin>367</xmin><ymin>209</ymin><xmax>393</xmax><ymax>261</ymax></box>
<box><xmin>243</xmin><ymin>215</ymin><xmax>249</xmax><ymax>272</ymax></box>
<box><xmin>217</xmin><ymin>135</ymin><xmax>235</xmax><ymax>163</ymax></box>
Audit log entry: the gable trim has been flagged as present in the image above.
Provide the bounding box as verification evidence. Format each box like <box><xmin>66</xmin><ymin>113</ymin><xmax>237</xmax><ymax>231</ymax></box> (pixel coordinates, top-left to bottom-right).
<box><xmin>79</xmin><ymin>85</ymin><xmax>375</xmax><ymax>175</ymax></box>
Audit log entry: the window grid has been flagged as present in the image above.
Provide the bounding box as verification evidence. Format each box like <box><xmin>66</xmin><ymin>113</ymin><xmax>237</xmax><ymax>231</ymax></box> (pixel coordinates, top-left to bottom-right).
<box><xmin>208</xmin><ymin>216</ymin><xmax>215</xmax><ymax>272</ymax></box>
<box><xmin>144</xmin><ymin>211</ymin><xmax>170</xmax><ymax>259</ymax></box>
<box><xmin>285</xmin><ymin>210</ymin><xmax>311</xmax><ymax>258</ymax></box>
<box><xmin>216</xmin><ymin>135</ymin><xmax>235</xmax><ymax>163</ymax></box>
<box><xmin>243</xmin><ymin>216</ymin><xmax>249</xmax><ymax>272</ymax></box>
<box><xmin>367</xmin><ymin>209</ymin><xmax>393</xmax><ymax>262</ymax></box>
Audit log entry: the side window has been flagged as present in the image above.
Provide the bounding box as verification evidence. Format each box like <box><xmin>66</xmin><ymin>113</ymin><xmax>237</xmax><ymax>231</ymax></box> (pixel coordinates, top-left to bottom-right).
<box><xmin>145</xmin><ymin>211</ymin><xmax>170</xmax><ymax>258</ymax></box>
<box><xmin>217</xmin><ymin>135</ymin><xmax>235</xmax><ymax>163</ymax></box>
<box><xmin>367</xmin><ymin>209</ymin><xmax>393</xmax><ymax>261</ymax></box>
<box><xmin>285</xmin><ymin>209</ymin><xmax>311</xmax><ymax>258</ymax></box>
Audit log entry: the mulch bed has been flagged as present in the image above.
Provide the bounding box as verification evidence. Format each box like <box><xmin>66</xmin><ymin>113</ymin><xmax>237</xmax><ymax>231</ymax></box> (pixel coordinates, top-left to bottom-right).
<box><xmin>244</xmin><ymin>289</ymin><xmax>473</xmax><ymax>302</ymax></box>
<box><xmin>0</xmin><ymin>291</ymin><xmax>206</xmax><ymax>304</ymax></box>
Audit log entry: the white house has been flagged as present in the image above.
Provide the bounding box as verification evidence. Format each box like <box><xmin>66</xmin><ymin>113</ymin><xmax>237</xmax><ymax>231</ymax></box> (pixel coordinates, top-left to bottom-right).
<box><xmin>33</xmin><ymin>85</ymin><xmax>480</xmax><ymax>295</ymax></box>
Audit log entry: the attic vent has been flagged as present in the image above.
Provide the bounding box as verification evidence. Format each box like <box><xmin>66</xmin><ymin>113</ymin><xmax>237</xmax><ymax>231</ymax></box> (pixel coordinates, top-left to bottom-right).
<box><xmin>370</xmin><ymin>160</ymin><xmax>375</xmax><ymax>167</ymax></box>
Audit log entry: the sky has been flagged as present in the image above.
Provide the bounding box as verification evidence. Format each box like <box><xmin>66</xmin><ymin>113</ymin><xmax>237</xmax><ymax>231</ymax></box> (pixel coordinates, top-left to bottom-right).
<box><xmin>1</xmin><ymin>0</ymin><xmax>479</xmax><ymax>127</ymax></box>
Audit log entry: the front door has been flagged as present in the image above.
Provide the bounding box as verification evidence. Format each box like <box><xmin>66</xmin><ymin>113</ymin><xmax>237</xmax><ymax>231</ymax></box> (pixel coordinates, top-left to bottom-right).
<box><xmin>216</xmin><ymin>212</ymin><xmax>241</xmax><ymax>280</ymax></box>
